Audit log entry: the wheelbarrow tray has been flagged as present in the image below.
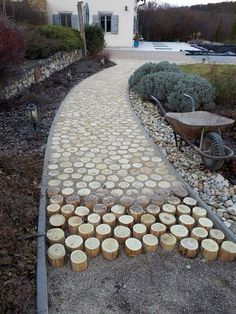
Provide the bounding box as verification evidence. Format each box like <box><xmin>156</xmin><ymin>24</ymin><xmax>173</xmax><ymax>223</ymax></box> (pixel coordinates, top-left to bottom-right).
<box><xmin>166</xmin><ymin>111</ymin><xmax>234</xmax><ymax>141</ymax></box>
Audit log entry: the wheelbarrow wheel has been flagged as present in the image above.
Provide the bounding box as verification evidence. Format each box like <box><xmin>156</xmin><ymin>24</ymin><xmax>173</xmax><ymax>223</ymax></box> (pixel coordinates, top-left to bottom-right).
<box><xmin>201</xmin><ymin>132</ymin><xmax>225</xmax><ymax>171</ymax></box>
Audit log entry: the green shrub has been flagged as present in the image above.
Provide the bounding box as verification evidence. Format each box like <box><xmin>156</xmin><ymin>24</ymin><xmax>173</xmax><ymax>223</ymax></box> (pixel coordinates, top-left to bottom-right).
<box><xmin>129</xmin><ymin>61</ymin><xmax>181</xmax><ymax>89</ymax></box>
<box><xmin>85</xmin><ymin>25</ymin><xmax>105</xmax><ymax>56</ymax></box>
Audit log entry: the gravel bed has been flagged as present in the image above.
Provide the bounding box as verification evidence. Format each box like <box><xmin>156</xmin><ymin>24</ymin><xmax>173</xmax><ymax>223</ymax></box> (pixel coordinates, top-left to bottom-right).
<box><xmin>130</xmin><ymin>91</ymin><xmax>236</xmax><ymax>234</ymax></box>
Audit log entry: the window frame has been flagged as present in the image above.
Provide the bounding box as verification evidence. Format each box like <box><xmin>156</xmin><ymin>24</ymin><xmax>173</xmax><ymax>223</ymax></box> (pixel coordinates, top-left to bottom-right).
<box><xmin>99</xmin><ymin>14</ymin><xmax>112</xmax><ymax>33</ymax></box>
<box><xmin>60</xmin><ymin>13</ymin><xmax>72</xmax><ymax>28</ymax></box>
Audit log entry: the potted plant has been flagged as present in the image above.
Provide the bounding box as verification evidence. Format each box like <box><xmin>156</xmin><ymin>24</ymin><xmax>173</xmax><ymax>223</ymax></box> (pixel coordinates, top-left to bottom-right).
<box><xmin>133</xmin><ymin>34</ymin><xmax>140</xmax><ymax>48</ymax></box>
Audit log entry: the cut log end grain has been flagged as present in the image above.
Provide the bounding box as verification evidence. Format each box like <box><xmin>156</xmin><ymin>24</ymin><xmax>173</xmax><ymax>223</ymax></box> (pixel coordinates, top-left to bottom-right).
<box><xmin>166</xmin><ymin>196</ymin><xmax>181</xmax><ymax>206</ymax></box>
<box><xmin>162</xmin><ymin>203</ymin><xmax>176</xmax><ymax>215</ymax></box>
<box><xmin>102</xmin><ymin>196</ymin><xmax>115</xmax><ymax>209</ymax></box>
<box><xmin>183</xmin><ymin>197</ymin><xmax>197</xmax><ymax>208</ymax></box>
<box><xmin>87</xmin><ymin>213</ymin><xmax>101</xmax><ymax>227</ymax></box>
<box><xmin>151</xmin><ymin>194</ymin><xmax>165</xmax><ymax>207</ymax></box>
<box><xmin>179</xmin><ymin>237</ymin><xmax>199</xmax><ymax>258</ymax></box>
<box><xmin>102</xmin><ymin>213</ymin><xmax>116</xmax><ymax>227</ymax></box>
<box><xmin>49</xmin><ymin>214</ymin><xmax>66</xmax><ymax>229</ymax></box>
<box><xmin>118</xmin><ymin>215</ymin><xmax>134</xmax><ymax>228</ymax></box>
<box><xmin>65</xmin><ymin>194</ymin><xmax>80</xmax><ymax>207</ymax></box>
<box><xmin>151</xmin><ymin>223</ymin><xmax>167</xmax><ymax>238</ymax></box>
<box><xmin>179</xmin><ymin>215</ymin><xmax>195</xmax><ymax>230</ymax></box>
<box><xmin>132</xmin><ymin>223</ymin><xmax>147</xmax><ymax>240</ymax></box>
<box><xmin>125</xmin><ymin>238</ymin><xmax>142</xmax><ymax>257</ymax></box>
<box><xmin>84</xmin><ymin>194</ymin><xmax>98</xmax><ymax>210</ymax></box>
<box><xmin>50</xmin><ymin>194</ymin><xmax>64</xmax><ymax>206</ymax></box>
<box><xmin>159</xmin><ymin>212</ymin><xmax>176</xmax><ymax>227</ymax></box>
<box><xmin>70</xmin><ymin>250</ymin><xmax>88</xmax><ymax>272</ymax></box>
<box><xmin>136</xmin><ymin>196</ymin><xmax>150</xmax><ymax>208</ymax></box>
<box><xmin>209</xmin><ymin>229</ymin><xmax>225</xmax><ymax>245</ymax></box>
<box><xmin>96</xmin><ymin>224</ymin><xmax>112</xmax><ymax>241</ymax></box>
<box><xmin>78</xmin><ymin>223</ymin><xmax>95</xmax><ymax>240</ymax></box>
<box><xmin>93</xmin><ymin>204</ymin><xmax>108</xmax><ymax>217</ymax></box>
<box><xmin>47</xmin><ymin>187</ymin><xmax>60</xmax><ymax>198</ymax></box>
<box><xmin>61</xmin><ymin>204</ymin><xmax>74</xmax><ymax>219</ymax></box>
<box><xmin>146</xmin><ymin>204</ymin><xmax>160</xmax><ymax>217</ymax></box>
<box><xmin>141</xmin><ymin>214</ymin><xmax>156</xmax><ymax>229</ymax></box>
<box><xmin>129</xmin><ymin>205</ymin><xmax>144</xmax><ymax>222</ymax></box>
<box><xmin>85</xmin><ymin>237</ymin><xmax>100</xmax><ymax>258</ymax></box>
<box><xmin>61</xmin><ymin>188</ymin><xmax>74</xmax><ymax>197</ymax></box>
<box><xmin>114</xmin><ymin>226</ymin><xmax>131</xmax><ymax>244</ymax></box>
<box><xmin>192</xmin><ymin>207</ymin><xmax>207</xmax><ymax>221</ymax></box>
<box><xmin>102</xmin><ymin>238</ymin><xmax>119</xmax><ymax>260</ymax></box>
<box><xmin>160</xmin><ymin>233</ymin><xmax>177</xmax><ymax>251</ymax></box>
<box><xmin>198</xmin><ymin>217</ymin><xmax>213</xmax><ymax>231</ymax></box>
<box><xmin>47</xmin><ymin>244</ymin><xmax>65</xmax><ymax>268</ymax></box>
<box><xmin>120</xmin><ymin>196</ymin><xmax>135</xmax><ymax>209</ymax></box>
<box><xmin>75</xmin><ymin>206</ymin><xmax>90</xmax><ymax>219</ymax></box>
<box><xmin>219</xmin><ymin>241</ymin><xmax>236</xmax><ymax>262</ymax></box>
<box><xmin>191</xmin><ymin>227</ymin><xmax>208</xmax><ymax>242</ymax></box>
<box><xmin>65</xmin><ymin>235</ymin><xmax>83</xmax><ymax>253</ymax></box>
<box><xmin>170</xmin><ymin>224</ymin><xmax>189</xmax><ymax>241</ymax></box>
<box><xmin>68</xmin><ymin>216</ymin><xmax>83</xmax><ymax>234</ymax></box>
<box><xmin>47</xmin><ymin>228</ymin><xmax>65</xmax><ymax>245</ymax></box>
<box><xmin>47</xmin><ymin>204</ymin><xmax>60</xmax><ymax>217</ymax></box>
<box><xmin>176</xmin><ymin>205</ymin><xmax>191</xmax><ymax>216</ymax></box>
<box><xmin>171</xmin><ymin>182</ymin><xmax>188</xmax><ymax>199</ymax></box>
<box><xmin>201</xmin><ymin>239</ymin><xmax>219</xmax><ymax>261</ymax></box>
<box><xmin>143</xmin><ymin>234</ymin><xmax>158</xmax><ymax>252</ymax></box>
<box><xmin>111</xmin><ymin>204</ymin><xmax>126</xmax><ymax>218</ymax></box>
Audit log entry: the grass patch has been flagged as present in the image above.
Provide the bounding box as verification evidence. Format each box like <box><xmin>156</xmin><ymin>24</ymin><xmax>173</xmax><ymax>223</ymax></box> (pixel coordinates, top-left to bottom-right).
<box><xmin>180</xmin><ymin>64</ymin><xmax>236</xmax><ymax>79</ymax></box>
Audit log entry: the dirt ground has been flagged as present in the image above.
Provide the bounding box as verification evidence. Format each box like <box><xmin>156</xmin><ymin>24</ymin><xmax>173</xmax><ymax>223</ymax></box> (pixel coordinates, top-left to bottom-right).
<box><xmin>0</xmin><ymin>57</ymin><xmax>114</xmax><ymax>314</ymax></box>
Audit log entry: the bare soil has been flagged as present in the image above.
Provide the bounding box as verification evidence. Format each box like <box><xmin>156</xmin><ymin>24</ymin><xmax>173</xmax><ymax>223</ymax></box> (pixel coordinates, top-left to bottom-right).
<box><xmin>0</xmin><ymin>57</ymin><xmax>114</xmax><ymax>314</ymax></box>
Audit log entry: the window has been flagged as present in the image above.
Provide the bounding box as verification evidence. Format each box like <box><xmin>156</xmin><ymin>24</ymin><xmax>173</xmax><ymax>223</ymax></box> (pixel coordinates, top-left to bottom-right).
<box><xmin>60</xmin><ymin>14</ymin><xmax>72</xmax><ymax>27</ymax></box>
<box><xmin>100</xmin><ymin>15</ymin><xmax>111</xmax><ymax>33</ymax></box>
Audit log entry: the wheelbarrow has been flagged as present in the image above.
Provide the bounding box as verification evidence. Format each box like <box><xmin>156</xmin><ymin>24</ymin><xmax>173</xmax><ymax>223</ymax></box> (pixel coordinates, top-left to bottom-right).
<box><xmin>151</xmin><ymin>95</ymin><xmax>235</xmax><ymax>171</ymax></box>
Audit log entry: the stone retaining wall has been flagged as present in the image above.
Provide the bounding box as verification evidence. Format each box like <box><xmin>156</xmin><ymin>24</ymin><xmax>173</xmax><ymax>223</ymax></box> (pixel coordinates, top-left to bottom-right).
<box><xmin>0</xmin><ymin>49</ymin><xmax>82</xmax><ymax>100</ymax></box>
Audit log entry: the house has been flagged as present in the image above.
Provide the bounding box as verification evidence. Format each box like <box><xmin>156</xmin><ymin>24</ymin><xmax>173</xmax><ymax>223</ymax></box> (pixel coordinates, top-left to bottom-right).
<box><xmin>47</xmin><ymin>0</ymin><xmax>139</xmax><ymax>47</ymax></box>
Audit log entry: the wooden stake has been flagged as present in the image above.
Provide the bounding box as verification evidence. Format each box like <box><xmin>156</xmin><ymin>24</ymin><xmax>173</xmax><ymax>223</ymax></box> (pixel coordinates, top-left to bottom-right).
<box><xmin>68</xmin><ymin>216</ymin><xmax>83</xmax><ymax>234</ymax></box>
<box><xmin>219</xmin><ymin>241</ymin><xmax>236</xmax><ymax>262</ymax></box>
<box><xmin>209</xmin><ymin>229</ymin><xmax>225</xmax><ymax>245</ymax></box>
<box><xmin>151</xmin><ymin>194</ymin><xmax>164</xmax><ymax>207</ymax></box>
<box><xmin>101</xmin><ymin>238</ymin><xmax>119</xmax><ymax>260</ymax></box>
<box><xmin>47</xmin><ymin>204</ymin><xmax>60</xmax><ymax>217</ymax></box>
<box><xmin>129</xmin><ymin>204</ymin><xmax>145</xmax><ymax>222</ymax></box>
<box><xmin>150</xmin><ymin>223</ymin><xmax>167</xmax><ymax>238</ymax></box>
<box><xmin>198</xmin><ymin>217</ymin><xmax>213</xmax><ymax>231</ymax></box>
<box><xmin>96</xmin><ymin>224</ymin><xmax>112</xmax><ymax>241</ymax></box>
<box><xmin>192</xmin><ymin>207</ymin><xmax>207</xmax><ymax>221</ymax></box>
<box><xmin>179</xmin><ymin>214</ymin><xmax>195</xmax><ymax>230</ymax></box>
<box><xmin>70</xmin><ymin>250</ymin><xmax>88</xmax><ymax>272</ymax></box>
<box><xmin>143</xmin><ymin>234</ymin><xmax>158</xmax><ymax>252</ymax></box>
<box><xmin>191</xmin><ymin>227</ymin><xmax>208</xmax><ymax>242</ymax></box>
<box><xmin>65</xmin><ymin>235</ymin><xmax>83</xmax><ymax>253</ymax></box>
<box><xmin>159</xmin><ymin>212</ymin><xmax>176</xmax><ymax>228</ymax></box>
<box><xmin>118</xmin><ymin>215</ymin><xmax>134</xmax><ymax>228</ymax></box>
<box><xmin>50</xmin><ymin>195</ymin><xmax>64</xmax><ymax>206</ymax></box>
<box><xmin>176</xmin><ymin>204</ymin><xmax>191</xmax><ymax>216</ymax></box>
<box><xmin>170</xmin><ymin>224</ymin><xmax>188</xmax><ymax>241</ymax></box>
<box><xmin>146</xmin><ymin>204</ymin><xmax>160</xmax><ymax>217</ymax></box>
<box><xmin>120</xmin><ymin>196</ymin><xmax>135</xmax><ymax>209</ymax></box>
<box><xmin>84</xmin><ymin>194</ymin><xmax>98</xmax><ymax>210</ymax></box>
<box><xmin>65</xmin><ymin>194</ymin><xmax>80</xmax><ymax>207</ymax></box>
<box><xmin>47</xmin><ymin>228</ymin><xmax>65</xmax><ymax>245</ymax></box>
<box><xmin>171</xmin><ymin>182</ymin><xmax>188</xmax><ymax>199</ymax></box>
<box><xmin>49</xmin><ymin>214</ymin><xmax>66</xmax><ymax>229</ymax></box>
<box><xmin>132</xmin><ymin>223</ymin><xmax>147</xmax><ymax>240</ymax></box>
<box><xmin>93</xmin><ymin>204</ymin><xmax>108</xmax><ymax>216</ymax></box>
<box><xmin>124</xmin><ymin>238</ymin><xmax>142</xmax><ymax>257</ymax></box>
<box><xmin>61</xmin><ymin>188</ymin><xmax>74</xmax><ymax>198</ymax></box>
<box><xmin>136</xmin><ymin>196</ymin><xmax>150</xmax><ymax>208</ymax></box>
<box><xmin>87</xmin><ymin>213</ymin><xmax>101</xmax><ymax>227</ymax></box>
<box><xmin>114</xmin><ymin>226</ymin><xmax>131</xmax><ymax>244</ymax></box>
<box><xmin>160</xmin><ymin>233</ymin><xmax>177</xmax><ymax>251</ymax></box>
<box><xmin>47</xmin><ymin>243</ymin><xmax>65</xmax><ymax>268</ymax></box>
<box><xmin>61</xmin><ymin>204</ymin><xmax>74</xmax><ymax>219</ymax></box>
<box><xmin>47</xmin><ymin>187</ymin><xmax>60</xmax><ymax>198</ymax></box>
<box><xmin>183</xmin><ymin>197</ymin><xmax>197</xmax><ymax>208</ymax></box>
<box><xmin>141</xmin><ymin>214</ymin><xmax>156</xmax><ymax>230</ymax></box>
<box><xmin>102</xmin><ymin>213</ymin><xmax>116</xmax><ymax>228</ymax></box>
<box><xmin>166</xmin><ymin>196</ymin><xmax>181</xmax><ymax>206</ymax></box>
<box><xmin>85</xmin><ymin>237</ymin><xmax>100</xmax><ymax>258</ymax></box>
<box><xmin>102</xmin><ymin>196</ymin><xmax>115</xmax><ymax>209</ymax></box>
<box><xmin>78</xmin><ymin>223</ymin><xmax>95</xmax><ymax>240</ymax></box>
<box><xmin>179</xmin><ymin>237</ymin><xmax>199</xmax><ymax>258</ymax></box>
<box><xmin>162</xmin><ymin>203</ymin><xmax>176</xmax><ymax>215</ymax></box>
<box><xmin>75</xmin><ymin>206</ymin><xmax>90</xmax><ymax>219</ymax></box>
<box><xmin>201</xmin><ymin>239</ymin><xmax>219</xmax><ymax>260</ymax></box>
<box><xmin>111</xmin><ymin>204</ymin><xmax>126</xmax><ymax>218</ymax></box>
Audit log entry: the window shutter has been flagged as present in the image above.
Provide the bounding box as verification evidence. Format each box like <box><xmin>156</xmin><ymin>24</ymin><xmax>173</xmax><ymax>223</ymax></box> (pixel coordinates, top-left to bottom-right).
<box><xmin>111</xmin><ymin>15</ymin><xmax>118</xmax><ymax>34</ymax></box>
<box><xmin>52</xmin><ymin>14</ymin><xmax>60</xmax><ymax>26</ymax></box>
<box><xmin>71</xmin><ymin>15</ymin><xmax>78</xmax><ymax>29</ymax></box>
<box><xmin>92</xmin><ymin>15</ymin><xmax>99</xmax><ymax>25</ymax></box>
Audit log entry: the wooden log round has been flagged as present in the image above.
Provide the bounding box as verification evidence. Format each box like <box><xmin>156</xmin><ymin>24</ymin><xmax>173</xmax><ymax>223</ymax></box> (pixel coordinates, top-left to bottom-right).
<box><xmin>124</xmin><ymin>238</ymin><xmax>142</xmax><ymax>257</ymax></box>
<box><xmin>198</xmin><ymin>217</ymin><xmax>213</xmax><ymax>231</ymax></box>
<box><xmin>159</xmin><ymin>212</ymin><xmax>176</xmax><ymax>228</ymax></box>
<box><xmin>183</xmin><ymin>197</ymin><xmax>197</xmax><ymax>208</ymax></box>
<box><xmin>166</xmin><ymin>196</ymin><xmax>181</xmax><ymax>206</ymax></box>
<box><xmin>136</xmin><ymin>196</ymin><xmax>150</xmax><ymax>208</ymax></box>
<box><xmin>75</xmin><ymin>206</ymin><xmax>90</xmax><ymax>219</ymax></box>
<box><xmin>120</xmin><ymin>196</ymin><xmax>135</xmax><ymax>209</ymax></box>
<box><xmin>87</xmin><ymin>213</ymin><xmax>101</xmax><ymax>227</ymax></box>
<box><xmin>129</xmin><ymin>205</ymin><xmax>145</xmax><ymax>223</ymax></box>
<box><xmin>96</xmin><ymin>224</ymin><xmax>112</xmax><ymax>241</ymax></box>
<box><xmin>49</xmin><ymin>214</ymin><xmax>66</xmax><ymax>229</ymax></box>
<box><xmin>93</xmin><ymin>204</ymin><xmax>108</xmax><ymax>217</ymax></box>
<box><xmin>111</xmin><ymin>204</ymin><xmax>126</xmax><ymax>219</ymax></box>
<box><xmin>192</xmin><ymin>207</ymin><xmax>207</xmax><ymax>221</ymax></box>
<box><xmin>65</xmin><ymin>194</ymin><xmax>81</xmax><ymax>207</ymax></box>
<box><xmin>162</xmin><ymin>203</ymin><xmax>176</xmax><ymax>215</ymax></box>
<box><xmin>132</xmin><ymin>223</ymin><xmax>147</xmax><ymax>240</ymax></box>
<box><xmin>176</xmin><ymin>204</ymin><xmax>191</xmax><ymax>216</ymax></box>
<box><xmin>170</xmin><ymin>224</ymin><xmax>188</xmax><ymax>241</ymax></box>
<box><xmin>61</xmin><ymin>204</ymin><xmax>74</xmax><ymax>219</ymax></box>
<box><xmin>65</xmin><ymin>235</ymin><xmax>83</xmax><ymax>253</ymax></box>
<box><xmin>68</xmin><ymin>216</ymin><xmax>83</xmax><ymax>234</ymax></box>
<box><xmin>179</xmin><ymin>214</ymin><xmax>195</xmax><ymax>230</ymax></box>
<box><xmin>118</xmin><ymin>215</ymin><xmax>134</xmax><ymax>228</ymax></box>
<box><xmin>171</xmin><ymin>182</ymin><xmax>188</xmax><ymax>199</ymax></box>
<box><xmin>179</xmin><ymin>237</ymin><xmax>199</xmax><ymax>258</ymax></box>
<box><xmin>47</xmin><ymin>187</ymin><xmax>60</xmax><ymax>198</ymax></box>
<box><xmin>114</xmin><ymin>226</ymin><xmax>131</xmax><ymax>244</ymax></box>
<box><xmin>47</xmin><ymin>204</ymin><xmax>60</xmax><ymax>217</ymax></box>
<box><xmin>191</xmin><ymin>227</ymin><xmax>208</xmax><ymax>242</ymax></box>
<box><xmin>219</xmin><ymin>241</ymin><xmax>236</xmax><ymax>262</ymax></box>
<box><xmin>84</xmin><ymin>194</ymin><xmax>98</xmax><ymax>210</ymax></box>
<box><xmin>201</xmin><ymin>239</ymin><xmax>219</xmax><ymax>260</ymax></box>
<box><xmin>150</xmin><ymin>223</ymin><xmax>167</xmax><ymax>238</ymax></box>
<box><xmin>102</xmin><ymin>196</ymin><xmax>115</xmax><ymax>209</ymax></box>
<box><xmin>50</xmin><ymin>195</ymin><xmax>64</xmax><ymax>206</ymax></box>
<box><xmin>102</xmin><ymin>213</ymin><xmax>116</xmax><ymax>228</ymax></box>
<box><xmin>47</xmin><ymin>243</ymin><xmax>65</xmax><ymax>268</ymax></box>
<box><xmin>143</xmin><ymin>234</ymin><xmax>158</xmax><ymax>253</ymax></box>
<box><xmin>160</xmin><ymin>233</ymin><xmax>177</xmax><ymax>251</ymax></box>
<box><xmin>84</xmin><ymin>237</ymin><xmax>100</xmax><ymax>258</ymax></box>
<box><xmin>78</xmin><ymin>223</ymin><xmax>95</xmax><ymax>240</ymax></box>
<box><xmin>141</xmin><ymin>214</ymin><xmax>156</xmax><ymax>230</ymax></box>
<box><xmin>146</xmin><ymin>204</ymin><xmax>160</xmax><ymax>217</ymax></box>
<box><xmin>209</xmin><ymin>229</ymin><xmax>225</xmax><ymax>245</ymax></box>
<box><xmin>70</xmin><ymin>250</ymin><xmax>88</xmax><ymax>272</ymax></box>
<box><xmin>61</xmin><ymin>188</ymin><xmax>74</xmax><ymax>198</ymax></box>
<box><xmin>101</xmin><ymin>238</ymin><xmax>119</xmax><ymax>261</ymax></box>
<box><xmin>47</xmin><ymin>228</ymin><xmax>65</xmax><ymax>245</ymax></box>
<box><xmin>151</xmin><ymin>194</ymin><xmax>165</xmax><ymax>207</ymax></box>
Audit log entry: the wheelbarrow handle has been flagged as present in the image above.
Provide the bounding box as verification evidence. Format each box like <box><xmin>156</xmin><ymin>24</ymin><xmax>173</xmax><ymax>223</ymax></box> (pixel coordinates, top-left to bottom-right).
<box><xmin>150</xmin><ymin>96</ymin><xmax>167</xmax><ymax>118</ymax></box>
